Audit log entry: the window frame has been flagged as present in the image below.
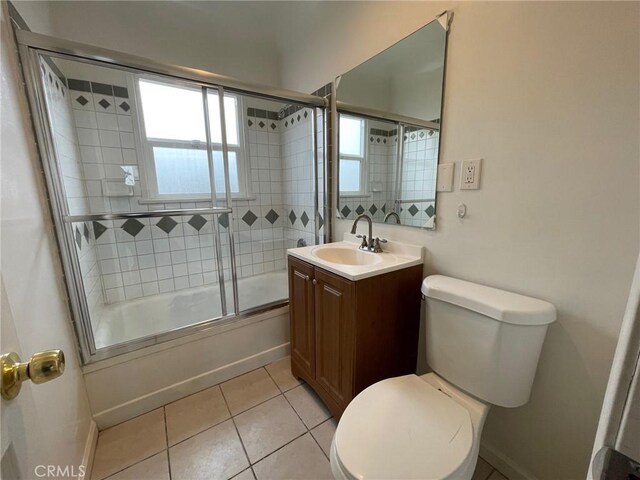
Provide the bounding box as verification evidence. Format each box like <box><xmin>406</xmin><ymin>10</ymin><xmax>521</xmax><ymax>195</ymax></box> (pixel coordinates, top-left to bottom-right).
<box><xmin>339</xmin><ymin>115</ymin><xmax>368</xmax><ymax>197</ymax></box>
<box><xmin>134</xmin><ymin>75</ymin><xmax>251</xmax><ymax>202</ymax></box>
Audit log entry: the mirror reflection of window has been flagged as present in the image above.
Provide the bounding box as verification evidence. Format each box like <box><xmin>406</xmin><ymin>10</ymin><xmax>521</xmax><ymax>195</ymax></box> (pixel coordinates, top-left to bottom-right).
<box><xmin>339</xmin><ymin>114</ymin><xmax>366</xmax><ymax>195</ymax></box>
<box><xmin>137</xmin><ymin>79</ymin><xmax>244</xmax><ymax>199</ymax></box>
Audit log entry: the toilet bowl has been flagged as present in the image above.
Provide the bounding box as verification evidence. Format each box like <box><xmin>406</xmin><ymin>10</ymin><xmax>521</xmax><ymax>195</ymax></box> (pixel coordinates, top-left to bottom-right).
<box><xmin>330</xmin><ymin>275</ymin><xmax>556</xmax><ymax>480</ymax></box>
<box><xmin>330</xmin><ymin>373</ymin><xmax>489</xmax><ymax>480</ymax></box>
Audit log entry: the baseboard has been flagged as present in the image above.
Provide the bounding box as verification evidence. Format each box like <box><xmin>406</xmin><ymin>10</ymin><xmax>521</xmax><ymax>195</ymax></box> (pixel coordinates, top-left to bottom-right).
<box><xmin>93</xmin><ymin>342</ymin><xmax>289</xmax><ymax>429</ymax></box>
<box><xmin>80</xmin><ymin>420</ymin><xmax>98</xmax><ymax>480</ymax></box>
<box><xmin>480</xmin><ymin>442</ymin><xmax>539</xmax><ymax>480</ymax></box>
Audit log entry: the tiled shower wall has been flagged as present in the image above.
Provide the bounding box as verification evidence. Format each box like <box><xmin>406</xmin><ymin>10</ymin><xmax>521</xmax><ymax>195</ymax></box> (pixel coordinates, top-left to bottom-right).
<box><xmin>39</xmin><ymin>59</ymin><xmax>104</xmax><ymax>322</ymax></box>
<box><xmin>281</xmin><ymin>106</ymin><xmax>318</xmax><ymax>249</ymax></box>
<box><xmin>59</xmin><ymin>62</ymin><xmax>321</xmax><ymax>305</ymax></box>
<box><xmin>339</xmin><ymin>125</ymin><xmax>437</xmax><ymax>228</ymax></box>
<box><xmin>397</xmin><ymin>127</ymin><xmax>438</xmax><ymax>227</ymax></box>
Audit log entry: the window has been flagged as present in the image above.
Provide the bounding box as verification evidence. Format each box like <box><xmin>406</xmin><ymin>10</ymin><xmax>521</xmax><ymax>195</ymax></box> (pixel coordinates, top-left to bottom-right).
<box><xmin>339</xmin><ymin>114</ymin><xmax>366</xmax><ymax>195</ymax></box>
<box><xmin>137</xmin><ymin>78</ymin><xmax>247</xmax><ymax>199</ymax></box>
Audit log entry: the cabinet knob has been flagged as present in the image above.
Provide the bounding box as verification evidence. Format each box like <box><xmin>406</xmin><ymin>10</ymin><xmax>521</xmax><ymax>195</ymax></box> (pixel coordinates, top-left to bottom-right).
<box><xmin>305</xmin><ymin>275</ymin><xmax>310</xmax><ymax>281</ymax></box>
<box><xmin>312</xmin><ymin>279</ymin><xmax>317</xmax><ymax>285</ymax></box>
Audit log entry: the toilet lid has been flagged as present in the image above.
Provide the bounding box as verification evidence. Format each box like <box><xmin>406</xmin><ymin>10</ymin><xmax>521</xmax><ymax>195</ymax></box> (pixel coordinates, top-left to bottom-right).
<box><xmin>335</xmin><ymin>375</ymin><xmax>473</xmax><ymax>480</ymax></box>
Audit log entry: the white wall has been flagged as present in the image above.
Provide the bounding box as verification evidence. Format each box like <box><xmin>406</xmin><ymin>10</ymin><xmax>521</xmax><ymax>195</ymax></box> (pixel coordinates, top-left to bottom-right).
<box><xmin>0</xmin><ymin>3</ymin><xmax>95</xmax><ymax>477</ymax></box>
<box><xmin>278</xmin><ymin>3</ymin><xmax>639</xmax><ymax>479</ymax></box>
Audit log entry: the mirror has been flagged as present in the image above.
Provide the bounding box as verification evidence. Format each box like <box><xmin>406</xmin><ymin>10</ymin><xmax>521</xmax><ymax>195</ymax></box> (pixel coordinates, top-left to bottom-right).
<box><xmin>336</xmin><ymin>14</ymin><xmax>450</xmax><ymax>229</ymax></box>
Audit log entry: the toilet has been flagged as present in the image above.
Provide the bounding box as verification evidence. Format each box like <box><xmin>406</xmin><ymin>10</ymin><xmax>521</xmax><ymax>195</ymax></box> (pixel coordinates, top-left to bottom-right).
<box><xmin>330</xmin><ymin>275</ymin><xmax>556</xmax><ymax>480</ymax></box>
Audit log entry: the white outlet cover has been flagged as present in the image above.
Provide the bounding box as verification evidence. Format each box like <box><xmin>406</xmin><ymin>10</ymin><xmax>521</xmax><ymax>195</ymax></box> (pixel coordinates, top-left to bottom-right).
<box><xmin>436</xmin><ymin>163</ymin><xmax>454</xmax><ymax>192</ymax></box>
<box><xmin>460</xmin><ymin>158</ymin><xmax>482</xmax><ymax>190</ymax></box>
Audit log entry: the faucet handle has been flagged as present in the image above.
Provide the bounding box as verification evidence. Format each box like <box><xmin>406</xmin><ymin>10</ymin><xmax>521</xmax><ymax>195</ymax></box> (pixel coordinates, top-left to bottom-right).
<box><xmin>373</xmin><ymin>237</ymin><xmax>387</xmax><ymax>253</ymax></box>
<box><xmin>356</xmin><ymin>234</ymin><xmax>368</xmax><ymax>249</ymax></box>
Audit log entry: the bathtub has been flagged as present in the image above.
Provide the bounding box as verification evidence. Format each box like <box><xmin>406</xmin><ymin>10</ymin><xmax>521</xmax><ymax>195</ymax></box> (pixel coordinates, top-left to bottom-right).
<box><xmin>93</xmin><ymin>270</ymin><xmax>289</xmax><ymax>349</ymax></box>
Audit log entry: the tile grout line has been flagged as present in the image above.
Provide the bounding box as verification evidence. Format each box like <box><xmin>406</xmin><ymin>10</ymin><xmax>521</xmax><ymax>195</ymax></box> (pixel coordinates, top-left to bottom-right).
<box><xmin>263</xmin><ymin>367</ymin><xmax>332</xmax><ymax>463</ymax></box>
<box><xmin>163</xmin><ymin>406</ymin><xmax>173</xmax><ymax>480</ymax></box>
<box><xmin>219</xmin><ymin>378</ymin><xmax>253</xmax><ymax>477</ymax></box>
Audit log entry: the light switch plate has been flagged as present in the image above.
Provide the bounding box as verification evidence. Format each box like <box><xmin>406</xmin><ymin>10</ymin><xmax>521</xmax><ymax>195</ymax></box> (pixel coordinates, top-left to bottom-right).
<box><xmin>436</xmin><ymin>163</ymin><xmax>454</xmax><ymax>192</ymax></box>
<box><xmin>460</xmin><ymin>158</ymin><xmax>482</xmax><ymax>190</ymax></box>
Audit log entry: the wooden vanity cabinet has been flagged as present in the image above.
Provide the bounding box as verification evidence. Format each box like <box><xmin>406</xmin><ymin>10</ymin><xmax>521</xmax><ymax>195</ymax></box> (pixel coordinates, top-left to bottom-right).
<box><xmin>288</xmin><ymin>255</ymin><xmax>423</xmax><ymax>419</ymax></box>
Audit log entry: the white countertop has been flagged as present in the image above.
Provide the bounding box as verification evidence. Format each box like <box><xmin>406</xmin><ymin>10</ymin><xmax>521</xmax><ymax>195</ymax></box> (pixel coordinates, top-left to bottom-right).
<box><xmin>287</xmin><ymin>234</ymin><xmax>424</xmax><ymax>281</ymax></box>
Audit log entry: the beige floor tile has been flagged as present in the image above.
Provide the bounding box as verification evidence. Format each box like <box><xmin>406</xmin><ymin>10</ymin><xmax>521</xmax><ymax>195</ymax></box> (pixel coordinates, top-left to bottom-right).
<box><xmin>220</xmin><ymin>368</ymin><xmax>280</xmax><ymax>415</ymax></box>
<box><xmin>488</xmin><ymin>470</ymin><xmax>509</xmax><ymax>480</ymax></box>
<box><xmin>285</xmin><ymin>384</ymin><xmax>331</xmax><ymax>429</ymax></box>
<box><xmin>102</xmin><ymin>452</ymin><xmax>170</xmax><ymax>480</ymax></box>
<box><xmin>265</xmin><ymin>356</ymin><xmax>302</xmax><ymax>392</ymax></box>
<box><xmin>165</xmin><ymin>385</ymin><xmax>230</xmax><ymax>446</ymax></box>
<box><xmin>252</xmin><ymin>433</ymin><xmax>333</xmax><ymax>480</ymax></box>
<box><xmin>472</xmin><ymin>457</ymin><xmax>495</xmax><ymax>480</ymax></box>
<box><xmin>231</xmin><ymin>468</ymin><xmax>255</xmax><ymax>480</ymax></box>
<box><xmin>234</xmin><ymin>395</ymin><xmax>306</xmax><ymax>463</ymax></box>
<box><xmin>92</xmin><ymin>409</ymin><xmax>166</xmax><ymax>480</ymax></box>
<box><xmin>169</xmin><ymin>419</ymin><xmax>249</xmax><ymax>480</ymax></box>
<box><xmin>310</xmin><ymin>418</ymin><xmax>337</xmax><ymax>457</ymax></box>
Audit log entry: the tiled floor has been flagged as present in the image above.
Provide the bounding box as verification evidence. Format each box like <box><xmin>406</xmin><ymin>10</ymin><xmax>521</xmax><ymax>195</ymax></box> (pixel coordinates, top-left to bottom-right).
<box><xmin>91</xmin><ymin>356</ymin><xmax>509</xmax><ymax>480</ymax></box>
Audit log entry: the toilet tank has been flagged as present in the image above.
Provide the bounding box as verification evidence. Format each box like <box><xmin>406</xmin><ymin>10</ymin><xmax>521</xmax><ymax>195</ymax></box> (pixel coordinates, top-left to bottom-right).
<box><xmin>422</xmin><ymin>275</ymin><xmax>556</xmax><ymax>408</ymax></box>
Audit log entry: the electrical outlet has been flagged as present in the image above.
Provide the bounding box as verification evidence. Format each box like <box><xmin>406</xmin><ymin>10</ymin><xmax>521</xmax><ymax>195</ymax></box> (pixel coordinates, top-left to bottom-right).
<box><xmin>460</xmin><ymin>159</ymin><xmax>482</xmax><ymax>190</ymax></box>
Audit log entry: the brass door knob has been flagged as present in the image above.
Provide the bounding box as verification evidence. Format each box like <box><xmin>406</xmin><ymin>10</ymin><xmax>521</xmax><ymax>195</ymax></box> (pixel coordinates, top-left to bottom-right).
<box><xmin>1</xmin><ymin>350</ymin><xmax>65</xmax><ymax>400</ymax></box>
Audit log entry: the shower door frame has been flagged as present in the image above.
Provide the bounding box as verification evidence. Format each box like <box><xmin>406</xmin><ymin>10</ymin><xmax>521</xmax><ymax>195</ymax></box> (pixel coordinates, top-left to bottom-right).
<box><xmin>15</xmin><ymin>29</ymin><xmax>327</xmax><ymax>364</ymax></box>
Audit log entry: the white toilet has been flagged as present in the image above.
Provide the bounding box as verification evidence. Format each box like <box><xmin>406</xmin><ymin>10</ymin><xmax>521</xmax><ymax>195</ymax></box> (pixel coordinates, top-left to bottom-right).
<box><xmin>330</xmin><ymin>275</ymin><xmax>556</xmax><ymax>480</ymax></box>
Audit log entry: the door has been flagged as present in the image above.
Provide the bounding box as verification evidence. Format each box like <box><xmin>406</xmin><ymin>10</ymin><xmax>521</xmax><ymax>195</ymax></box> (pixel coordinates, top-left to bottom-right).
<box><xmin>314</xmin><ymin>268</ymin><xmax>355</xmax><ymax>408</ymax></box>
<box><xmin>288</xmin><ymin>257</ymin><xmax>315</xmax><ymax>377</ymax></box>
<box><xmin>1</xmin><ymin>5</ymin><xmax>94</xmax><ymax>478</ymax></box>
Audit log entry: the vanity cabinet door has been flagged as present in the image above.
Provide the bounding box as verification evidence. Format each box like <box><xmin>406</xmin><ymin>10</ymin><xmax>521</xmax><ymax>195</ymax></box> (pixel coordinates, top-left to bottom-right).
<box><xmin>314</xmin><ymin>268</ymin><xmax>355</xmax><ymax>409</ymax></box>
<box><xmin>288</xmin><ymin>257</ymin><xmax>316</xmax><ymax>378</ymax></box>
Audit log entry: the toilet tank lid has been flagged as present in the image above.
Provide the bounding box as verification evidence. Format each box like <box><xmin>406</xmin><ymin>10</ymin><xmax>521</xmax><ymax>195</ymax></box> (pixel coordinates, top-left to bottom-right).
<box><xmin>422</xmin><ymin>275</ymin><xmax>556</xmax><ymax>326</ymax></box>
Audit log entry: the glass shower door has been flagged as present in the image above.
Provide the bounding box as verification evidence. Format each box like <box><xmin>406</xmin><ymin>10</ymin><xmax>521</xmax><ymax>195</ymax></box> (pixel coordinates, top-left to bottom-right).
<box><xmin>36</xmin><ymin>53</ymin><xmax>232</xmax><ymax>353</ymax></box>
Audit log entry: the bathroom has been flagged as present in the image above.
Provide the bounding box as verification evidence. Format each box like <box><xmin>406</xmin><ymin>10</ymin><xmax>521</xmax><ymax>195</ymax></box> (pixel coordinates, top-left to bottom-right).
<box><xmin>1</xmin><ymin>2</ymin><xmax>638</xmax><ymax>480</ymax></box>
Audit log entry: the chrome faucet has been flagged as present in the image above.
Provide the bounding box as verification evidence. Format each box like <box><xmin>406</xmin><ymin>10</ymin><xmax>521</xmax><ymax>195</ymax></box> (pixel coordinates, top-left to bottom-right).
<box><xmin>383</xmin><ymin>212</ymin><xmax>401</xmax><ymax>224</ymax></box>
<box><xmin>350</xmin><ymin>214</ymin><xmax>387</xmax><ymax>253</ymax></box>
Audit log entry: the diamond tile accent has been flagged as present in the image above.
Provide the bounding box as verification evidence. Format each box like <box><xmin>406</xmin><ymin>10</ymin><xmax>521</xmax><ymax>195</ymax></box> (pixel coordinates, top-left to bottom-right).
<box><xmin>304</xmin><ymin>110</ymin><xmax>308</xmax><ymax>118</ymax></box>
<box><xmin>341</xmin><ymin>205</ymin><xmax>351</xmax><ymax>218</ymax></box>
<box><xmin>83</xmin><ymin>223</ymin><xmax>90</xmax><ymax>240</ymax></box>
<box><xmin>75</xmin><ymin>95</ymin><xmax>88</xmax><ymax>106</ymax></box>
<box><xmin>119</xmin><ymin>101</ymin><xmax>130</xmax><ymax>112</ymax></box>
<box><xmin>408</xmin><ymin>204</ymin><xmax>419</xmax><ymax>216</ymax></box>
<box><xmin>419</xmin><ymin>131</ymin><xmax>425</xmax><ymax>138</ymax></box>
<box><xmin>98</xmin><ymin>98</ymin><xmax>111</xmax><ymax>109</ymax></box>
<box><xmin>369</xmin><ymin>204</ymin><xmax>378</xmax><ymax>215</ymax></box>
<box><xmin>242</xmin><ymin>210</ymin><xmax>258</xmax><ymax>227</ymax></box>
<box><xmin>188</xmin><ymin>214</ymin><xmax>207</xmax><ymax>231</ymax></box>
<box><xmin>425</xmin><ymin>205</ymin><xmax>435</xmax><ymax>217</ymax></box>
<box><xmin>318</xmin><ymin>214</ymin><xmax>324</xmax><ymax>229</ymax></box>
<box><xmin>156</xmin><ymin>216</ymin><xmax>177</xmax><ymax>234</ymax></box>
<box><xmin>288</xmin><ymin>210</ymin><xmax>297</xmax><ymax>225</ymax></box>
<box><xmin>122</xmin><ymin>218</ymin><xmax>145</xmax><ymax>237</ymax></box>
<box><xmin>270</xmin><ymin>122</ymin><xmax>276</xmax><ymax>130</ymax></box>
<box><xmin>248</xmin><ymin>119</ymin><xmax>253</xmax><ymax>127</ymax></box>
<box><xmin>355</xmin><ymin>205</ymin><xmax>365</xmax><ymax>215</ymax></box>
<box><xmin>93</xmin><ymin>221</ymin><xmax>107</xmax><ymax>240</ymax></box>
<box><xmin>265</xmin><ymin>209</ymin><xmax>279</xmax><ymax>224</ymax></box>
<box><xmin>74</xmin><ymin>226</ymin><xmax>82</xmax><ymax>250</ymax></box>
<box><xmin>381</xmin><ymin>204</ymin><xmax>387</xmax><ymax>214</ymax></box>
<box><xmin>218</xmin><ymin>213</ymin><xmax>229</xmax><ymax>229</ymax></box>
<box><xmin>258</xmin><ymin>121</ymin><xmax>265</xmax><ymax>129</ymax></box>
<box><xmin>300</xmin><ymin>211</ymin><xmax>309</xmax><ymax>227</ymax></box>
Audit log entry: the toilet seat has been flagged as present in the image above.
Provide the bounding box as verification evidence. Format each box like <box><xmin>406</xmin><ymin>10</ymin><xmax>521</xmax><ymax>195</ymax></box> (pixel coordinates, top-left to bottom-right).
<box><xmin>333</xmin><ymin>375</ymin><xmax>474</xmax><ymax>480</ymax></box>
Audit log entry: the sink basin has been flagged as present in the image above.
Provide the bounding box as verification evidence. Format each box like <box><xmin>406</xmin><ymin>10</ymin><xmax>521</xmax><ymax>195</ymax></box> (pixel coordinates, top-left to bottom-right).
<box><xmin>311</xmin><ymin>246</ymin><xmax>383</xmax><ymax>266</ymax></box>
